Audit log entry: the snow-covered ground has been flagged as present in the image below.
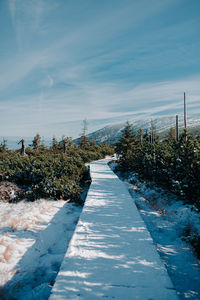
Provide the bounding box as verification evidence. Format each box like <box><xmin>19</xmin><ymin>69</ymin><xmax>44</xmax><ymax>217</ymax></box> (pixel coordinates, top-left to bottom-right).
<box><xmin>110</xmin><ymin>162</ymin><xmax>200</xmax><ymax>300</ymax></box>
<box><xmin>50</xmin><ymin>159</ymin><xmax>178</xmax><ymax>300</ymax></box>
<box><xmin>0</xmin><ymin>199</ymin><xmax>82</xmax><ymax>299</ymax></box>
<box><xmin>1</xmin><ymin>159</ymin><xmax>200</xmax><ymax>299</ymax></box>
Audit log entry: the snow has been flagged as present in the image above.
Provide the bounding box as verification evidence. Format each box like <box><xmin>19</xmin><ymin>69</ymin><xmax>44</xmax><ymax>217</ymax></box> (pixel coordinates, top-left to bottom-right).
<box><xmin>111</xmin><ymin>166</ymin><xmax>200</xmax><ymax>300</ymax></box>
<box><xmin>1</xmin><ymin>158</ymin><xmax>198</xmax><ymax>299</ymax></box>
<box><xmin>50</xmin><ymin>159</ymin><xmax>178</xmax><ymax>300</ymax></box>
<box><xmin>0</xmin><ymin>199</ymin><xmax>82</xmax><ymax>299</ymax></box>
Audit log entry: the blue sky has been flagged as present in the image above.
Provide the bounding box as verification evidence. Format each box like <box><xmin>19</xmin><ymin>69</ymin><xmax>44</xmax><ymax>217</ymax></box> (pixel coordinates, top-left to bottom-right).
<box><xmin>0</xmin><ymin>0</ymin><xmax>200</xmax><ymax>139</ymax></box>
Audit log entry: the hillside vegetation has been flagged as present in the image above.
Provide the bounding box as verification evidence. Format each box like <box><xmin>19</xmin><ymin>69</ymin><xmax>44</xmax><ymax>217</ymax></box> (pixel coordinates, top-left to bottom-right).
<box><xmin>85</xmin><ymin>115</ymin><xmax>200</xmax><ymax>144</ymax></box>
<box><xmin>0</xmin><ymin>135</ymin><xmax>114</xmax><ymax>203</ymax></box>
<box><xmin>115</xmin><ymin>122</ymin><xmax>200</xmax><ymax>209</ymax></box>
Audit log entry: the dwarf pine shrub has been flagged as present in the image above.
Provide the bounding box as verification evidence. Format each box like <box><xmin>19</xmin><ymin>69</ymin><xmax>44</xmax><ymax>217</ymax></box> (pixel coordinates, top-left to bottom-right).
<box><xmin>0</xmin><ymin>139</ymin><xmax>114</xmax><ymax>202</ymax></box>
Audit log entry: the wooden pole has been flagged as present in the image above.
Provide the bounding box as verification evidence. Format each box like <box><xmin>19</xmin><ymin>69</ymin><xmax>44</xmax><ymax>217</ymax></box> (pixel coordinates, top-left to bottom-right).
<box><xmin>176</xmin><ymin>115</ymin><xmax>179</xmax><ymax>141</ymax></box>
<box><xmin>139</xmin><ymin>128</ymin><xmax>143</xmax><ymax>145</ymax></box>
<box><xmin>18</xmin><ymin>139</ymin><xmax>26</xmax><ymax>156</ymax></box>
<box><xmin>184</xmin><ymin>92</ymin><xmax>187</xmax><ymax>129</ymax></box>
<box><xmin>151</xmin><ymin>120</ymin><xmax>154</xmax><ymax>144</ymax></box>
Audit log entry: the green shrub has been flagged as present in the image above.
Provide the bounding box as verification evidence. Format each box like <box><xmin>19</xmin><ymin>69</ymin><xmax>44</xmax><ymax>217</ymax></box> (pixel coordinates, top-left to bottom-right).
<box><xmin>0</xmin><ymin>140</ymin><xmax>114</xmax><ymax>202</ymax></box>
<box><xmin>115</xmin><ymin>125</ymin><xmax>200</xmax><ymax>208</ymax></box>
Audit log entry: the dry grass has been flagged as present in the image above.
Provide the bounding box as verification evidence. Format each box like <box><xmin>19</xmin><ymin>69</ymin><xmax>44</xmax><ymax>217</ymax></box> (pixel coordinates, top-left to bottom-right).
<box><xmin>9</xmin><ymin>216</ymin><xmax>38</xmax><ymax>232</ymax></box>
<box><xmin>10</xmin><ymin>218</ymin><xmax>20</xmax><ymax>232</ymax></box>
<box><xmin>10</xmin><ymin>269</ymin><xmax>18</xmax><ymax>277</ymax></box>
<box><xmin>0</xmin><ymin>214</ymin><xmax>9</xmax><ymax>227</ymax></box>
<box><xmin>35</xmin><ymin>215</ymin><xmax>45</xmax><ymax>222</ymax></box>
<box><xmin>0</xmin><ymin>237</ymin><xmax>5</xmax><ymax>246</ymax></box>
<box><xmin>0</xmin><ymin>266</ymin><xmax>12</xmax><ymax>288</ymax></box>
<box><xmin>39</xmin><ymin>207</ymin><xmax>47</xmax><ymax>214</ymax></box>
<box><xmin>3</xmin><ymin>244</ymin><xmax>14</xmax><ymax>262</ymax></box>
<box><xmin>16</xmin><ymin>239</ymin><xmax>24</xmax><ymax>244</ymax></box>
<box><xmin>24</xmin><ymin>220</ymin><xmax>37</xmax><ymax>231</ymax></box>
<box><xmin>0</xmin><ymin>265</ymin><xmax>10</xmax><ymax>275</ymax></box>
<box><xmin>24</xmin><ymin>224</ymin><xmax>31</xmax><ymax>231</ymax></box>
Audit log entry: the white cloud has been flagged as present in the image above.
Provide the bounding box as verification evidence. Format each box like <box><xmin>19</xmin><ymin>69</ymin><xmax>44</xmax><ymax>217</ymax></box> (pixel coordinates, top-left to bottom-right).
<box><xmin>1</xmin><ymin>0</ymin><xmax>199</xmax><ymax>138</ymax></box>
<box><xmin>8</xmin><ymin>0</ymin><xmax>16</xmax><ymax>24</ymax></box>
<box><xmin>1</xmin><ymin>74</ymin><xmax>200</xmax><ymax>138</ymax></box>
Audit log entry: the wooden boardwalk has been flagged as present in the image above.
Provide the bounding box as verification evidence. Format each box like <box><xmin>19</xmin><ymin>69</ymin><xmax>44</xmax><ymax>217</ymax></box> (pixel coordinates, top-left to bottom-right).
<box><xmin>49</xmin><ymin>159</ymin><xmax>178</xmax><ymax>300</ymax></box>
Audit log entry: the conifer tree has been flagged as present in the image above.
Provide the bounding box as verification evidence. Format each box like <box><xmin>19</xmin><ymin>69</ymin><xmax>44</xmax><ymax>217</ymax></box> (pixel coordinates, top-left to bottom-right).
<box><xmin>0</xmin><ymin>139</ymin><xmax>7</xmax><ymax>152</ymax></box>
<box><xmin>115</xmin><ymin>121</ymin><xmax>200</xmax><ymax>206</ymax></box>
<box><xmin>52</xmin><ymin>136</ymin><xmax>58</xmax><ymax>149</ymax></box>
<box><xmin>115</xmin><ymin>122</ymin><xmax>135</xmax><ymax>157</ymax></box>
<box><xmin>32</xmin><ymin>134</ymin><xmax>41</xmax><ymax>150</ymax></box>
<box><xmin>79</xmin><ymin>119</ymin><xmax>89</xmax><ymax>148</ymax></box>
<box><xmin>61</xmin><ymin>136</ymin><xmax>73</xmax><ymax>153</ymax></box>
<box><xmin>168</xmin><ymin>127</ymin><xmax>176</xmax><ymax>141</ymax></box>
<box><xmin>90</xmin><ymin>139</ymin><xmax>96</xmax><ymax>146</ymax></box>
<box><xmin>115</xmin><ymin>122</ymin><xmax>137</xmax><ymax>171</ymax></box>
<box><xmin>138</xmin><ymin>128</ymin><xmax>143</xmax><ymax>145</ymax></box>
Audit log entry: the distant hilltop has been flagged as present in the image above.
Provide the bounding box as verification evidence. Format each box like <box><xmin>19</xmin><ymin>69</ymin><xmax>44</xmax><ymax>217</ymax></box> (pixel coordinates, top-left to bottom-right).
<box><xmin>83</xmin><ymin>115</ymin><xmax>200</xmax><ymax>144</ymax></box>
<box><xmin>2</xmin><ymin>115</ymin><xmax>200</xmax><ymax>149</ymax></box>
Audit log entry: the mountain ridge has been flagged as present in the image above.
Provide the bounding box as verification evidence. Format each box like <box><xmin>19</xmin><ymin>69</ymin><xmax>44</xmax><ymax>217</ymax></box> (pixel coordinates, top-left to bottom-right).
<box><xmin>2</xmin><ymin>115</ymin><xmax>200</xmax><ymax>149</ymax></box>
<box><xmin>85</xmin><ymin>115</ymin><xmax>200</xmax><ymax>144</ymax></box>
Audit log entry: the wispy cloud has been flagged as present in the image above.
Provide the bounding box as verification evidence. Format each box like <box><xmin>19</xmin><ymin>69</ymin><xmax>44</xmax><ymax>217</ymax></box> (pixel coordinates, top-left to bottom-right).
<box><xmin>1</xmin><ymin>74</ymin><xmax>200</xmax><ymax>138</ymax></box>
<box><xmin>8</xmin><ymin>0</ymin><xmax>54</xmax><ymax>49</ymax></box>
<box><xmin>0</xmin><ymin>0</ymin><xmax>199</xmax><ymax>138</ymax></box>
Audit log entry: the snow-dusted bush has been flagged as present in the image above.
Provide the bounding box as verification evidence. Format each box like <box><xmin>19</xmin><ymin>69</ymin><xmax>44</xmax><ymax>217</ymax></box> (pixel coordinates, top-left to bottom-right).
<box><xmin>181</xmin><ymin>222</ymin><xmax>200</xmax><ymax>258</ymax></box>
<box><xmin>115</xmin><ymin>125</ymin><xmax>200</xmax><ymax>208</ymax></box>
<box><xmin>0</xmin><ymin>139</ymin><xmax>114</xmax><ymax>202</ymax></box>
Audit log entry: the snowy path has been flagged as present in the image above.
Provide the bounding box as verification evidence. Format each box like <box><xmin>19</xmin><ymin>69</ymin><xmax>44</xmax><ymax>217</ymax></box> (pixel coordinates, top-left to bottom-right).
<box><xmin>50</xmin><ymin>159</ymin><xmax>178</xmax><ymax>300</ymax></box>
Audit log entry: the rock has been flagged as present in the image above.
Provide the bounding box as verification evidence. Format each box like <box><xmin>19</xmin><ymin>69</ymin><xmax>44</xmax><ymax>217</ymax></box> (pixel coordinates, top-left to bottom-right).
<box><xmin>0</xmin><ymin>181</ymin><xmax>25</xmax><ymax>202</ymax></box>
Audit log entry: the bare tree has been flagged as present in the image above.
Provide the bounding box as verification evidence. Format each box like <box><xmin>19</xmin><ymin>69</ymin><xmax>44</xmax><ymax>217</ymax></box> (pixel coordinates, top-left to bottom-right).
<box><xmin>62</xmin><ymin>136</ymin><xmax>73</xmax><ymax>153</ymax></box>
<box><xmin>79</xmin><ymin>118</ymin><xmax>89</xmax><ymax>148</ymax></box>
<box><xmin>18</xmin><ymin>139</ymin><xmax>26</xmax><ymax>156</ymax></box>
